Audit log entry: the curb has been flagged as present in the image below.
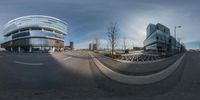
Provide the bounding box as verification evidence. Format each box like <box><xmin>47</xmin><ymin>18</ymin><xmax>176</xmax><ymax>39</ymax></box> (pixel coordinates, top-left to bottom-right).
<box><xmin>89</xmin><ymin>52</ymin><xmax>186</xmax><ymax>84</ymax></box>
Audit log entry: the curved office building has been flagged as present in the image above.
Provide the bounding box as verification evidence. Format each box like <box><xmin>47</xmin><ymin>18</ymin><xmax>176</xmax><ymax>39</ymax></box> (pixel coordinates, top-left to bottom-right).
<box><xmin>1</xmin><ymin>15</ymin><xmax>67</xmax><ymax>52</ymax></box>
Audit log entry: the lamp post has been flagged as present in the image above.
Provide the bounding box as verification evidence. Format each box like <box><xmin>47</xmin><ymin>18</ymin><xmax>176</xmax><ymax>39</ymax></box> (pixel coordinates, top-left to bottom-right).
<box><xmin>174</xmin><ymin>26</ymin><xmax>182</xmax><ymax>53</ymax></box>
<box><xmin>174</xmin><ymin>26</ymin><xmax>181</xmax><ymax>40</ymax></box>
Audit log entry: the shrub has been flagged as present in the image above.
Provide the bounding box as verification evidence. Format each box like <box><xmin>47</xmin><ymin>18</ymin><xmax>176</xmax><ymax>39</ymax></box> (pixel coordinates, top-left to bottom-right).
<box><xmin>104</xmin><ymin>53</ymin><xmax>121</xmax><ymax>59</ymax></box>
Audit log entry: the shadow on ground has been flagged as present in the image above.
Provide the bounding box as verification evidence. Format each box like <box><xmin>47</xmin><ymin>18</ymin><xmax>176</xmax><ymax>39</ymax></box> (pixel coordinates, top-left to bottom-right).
<box><xmin>0</xmin><ymin>51</ymin><xmax>187</xmax><ymax>100</ymax></box>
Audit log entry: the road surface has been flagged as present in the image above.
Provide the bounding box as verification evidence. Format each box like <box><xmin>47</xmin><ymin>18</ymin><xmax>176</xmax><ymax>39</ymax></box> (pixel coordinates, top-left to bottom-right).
<box><xmin>0</xmin><ymin>50</ymin><xmax>199</xmax><ymax>100</ymax></box>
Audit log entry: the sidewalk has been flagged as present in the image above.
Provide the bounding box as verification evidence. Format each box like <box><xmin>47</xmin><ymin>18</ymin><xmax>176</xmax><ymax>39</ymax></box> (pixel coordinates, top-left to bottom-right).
<box><xmin>92</xmin><ymin>52</ymin><xmax>183</xmax><ymax>76</ymax></box>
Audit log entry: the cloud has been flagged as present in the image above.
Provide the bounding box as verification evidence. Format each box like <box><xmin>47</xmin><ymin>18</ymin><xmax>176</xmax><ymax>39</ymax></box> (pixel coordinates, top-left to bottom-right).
<box><xmin>0</xmin><ymin>0</ymin><xmax>199</xmax><ymax>49</ymax></box>
<box><xmin>75</xmin><ymin>40</ymin><xmax>93</xmax><ymax>49</ymax></box>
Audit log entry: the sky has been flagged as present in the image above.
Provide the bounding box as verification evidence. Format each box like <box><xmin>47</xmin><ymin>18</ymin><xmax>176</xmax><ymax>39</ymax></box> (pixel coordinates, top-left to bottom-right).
<box><xmin>0</xmin><ymin>0</ymin><xmax>199</xmax><ymax>49</ymax></box>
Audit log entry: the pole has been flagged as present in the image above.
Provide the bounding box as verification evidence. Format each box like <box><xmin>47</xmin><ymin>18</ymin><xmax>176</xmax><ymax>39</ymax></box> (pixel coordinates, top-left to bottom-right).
<box><xmin>174</xmin><ymin>27</ymin><xmax>176</xmax><ymax>40</ymax></box>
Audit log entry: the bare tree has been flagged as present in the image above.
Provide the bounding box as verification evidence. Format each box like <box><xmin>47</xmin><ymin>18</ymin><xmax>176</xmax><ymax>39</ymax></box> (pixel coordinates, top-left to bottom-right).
<box><xmin>132</xmin><ymin>41</ymin><xmax>134</xmax><ymax>50</ymax></box>
<box><xmin>123</xmin><ymin>37</ymin><xmax>127</xmax><ymax>50</ymax></box>
<box><xmin>106</xmin><ymin>40</ymin><xmax>110</xmax><ymax>50</ymax></box>
<box><xmin>106</xmin><ymin>22</ymin><xmax>119</xmax><ymax>55</ymax></box>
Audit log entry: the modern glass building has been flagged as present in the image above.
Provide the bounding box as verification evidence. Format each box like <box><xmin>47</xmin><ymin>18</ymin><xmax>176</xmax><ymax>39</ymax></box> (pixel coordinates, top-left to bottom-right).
<box><xmin>143</xmin><ymin>23</ymin><xmax>184</xmax><ymax>56</ymax></box>
<box><xmin>1</xmin><ymin>15</ymin><xmax>67</xmax><ymax>52</ymax></box>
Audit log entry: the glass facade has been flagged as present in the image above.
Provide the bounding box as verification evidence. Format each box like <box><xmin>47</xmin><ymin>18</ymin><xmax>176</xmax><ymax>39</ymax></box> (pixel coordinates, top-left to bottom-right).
<box><xmin>1</xmin><ymin>15</ymin><xmax>67</xmax><ymax>52</ymax></box>
<box><xmin>3</xmin><ymin>15</ymin><xmax>67</xmax><ymax>36</ymax></box>
<box><xmin>146</xmin><ymin>24</ymin><xmax>156</xmax><ymax>38</ymax></box>
<box><xmin>12</xmin><ymin>31</ymin><xmax>30</xmax><ymax>39</ymax></box>
<box><xmin>10</xmin><ymin>38</ymin><xmax>64</xmax><ymax>47</ymax></box>
<box><xmin>144</xmin><ymin>23</ymin><xmax>179</xmax><ymax>56</ymax></box>
<box><xmin>144</xmin><ymin>31</ymin><xmax>157</xmax><ymax>46</ymax></box>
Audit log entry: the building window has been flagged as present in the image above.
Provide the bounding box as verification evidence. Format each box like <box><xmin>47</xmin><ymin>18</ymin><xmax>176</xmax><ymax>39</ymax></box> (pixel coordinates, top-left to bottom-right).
<box><xmin>156</xmin><ymin>36</ymin><xmax>159</xmax><ymax>40</ymax></box>
<box><xmin>12</xmin><ymin>32</ymin><xmax>30</xmax><ymax>39</ymax></box>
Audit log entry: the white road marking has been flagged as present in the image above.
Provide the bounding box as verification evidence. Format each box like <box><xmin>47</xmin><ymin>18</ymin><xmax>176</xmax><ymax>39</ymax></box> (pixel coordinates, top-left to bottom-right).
<box><xmin>18</xmin><ymin>56</ymin><xmax>49</xmax><ymax>58</ymax></box>
<box><xmin>63</xmin><ymin>57</ymin><xmax>72</xmax><ymax>61</ymax></box>
<box><xmin>14</xmin><ymin>61</ymin><xmax>44</xmax><ymax>66</ymax></box>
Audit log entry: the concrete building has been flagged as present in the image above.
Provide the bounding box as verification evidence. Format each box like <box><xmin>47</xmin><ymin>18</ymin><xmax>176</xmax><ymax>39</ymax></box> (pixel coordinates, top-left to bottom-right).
<box><xmin>93</xmin><ymin>43</ymin><xmax>97</xmax><ymax>50</ymax></box>
<box><xmin>89</xmin><ymin>43</ymin><xmax>92</xmax><ymax>50</ymax></box>
<box><xmin>88</xmin><ymin>43</ymin><xmax>97</xmax><ymax>51</ymax></box>
<box><xmin>70</xmin><ymin>41</ymin><xmax>74</xmax><ymax>50</ymax></box>
<box><xmin>65</xmin><ymin>41</ymin><xmax>74</xmax><ymax>50</ymax></box>
<box><xmin>1</xmin><ymin>15</ymin><xmax>68</xmax><ymax>52</ymax></box>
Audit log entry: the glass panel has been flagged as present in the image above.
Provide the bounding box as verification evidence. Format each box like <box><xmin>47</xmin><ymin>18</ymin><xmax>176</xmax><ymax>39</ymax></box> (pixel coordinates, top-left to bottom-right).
<box><xmin>30</xmin><ymin>30</ymin><xmax>65</xmax><ymax>40</ymax></box>
<box><xmin>12</xmin><ymin>32</ymin><xmax>30</xmax><ymax>39</ymax></box>
<box><xmin>11</xmin><ymin>38</ymin><xmax>64</xmax><ymax>47</ymax></box>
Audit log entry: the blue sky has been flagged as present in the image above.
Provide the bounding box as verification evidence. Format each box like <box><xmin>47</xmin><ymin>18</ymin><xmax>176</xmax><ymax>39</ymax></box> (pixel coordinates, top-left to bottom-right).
<box><xmin>0</xmin><ymin>0</ymin><xmax>199</xmax><ymax>49</ymax></box>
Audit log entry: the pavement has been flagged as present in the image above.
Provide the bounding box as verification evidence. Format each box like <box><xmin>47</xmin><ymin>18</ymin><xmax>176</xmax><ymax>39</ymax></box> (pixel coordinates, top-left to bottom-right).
<box><xmin>90</xmin><ymin>52</ymin><xmax>185</xmax><ymax>84</ymax></box>
<box><xmin>93</xmin><ymin>52</ymin><xmax>184</xmax><ymax>75</ymax></box>
<box><xmin>0</xmin><ymin>50</ymin><xmax>199</xmax><ymax>100</ymax></box>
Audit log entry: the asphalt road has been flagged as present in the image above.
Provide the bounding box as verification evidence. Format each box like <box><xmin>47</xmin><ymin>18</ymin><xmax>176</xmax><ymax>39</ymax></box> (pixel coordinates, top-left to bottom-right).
<box><xmin>0</xmin><ymin>50</ymin><xmax>199</xmax><ymax>100</ymax></box>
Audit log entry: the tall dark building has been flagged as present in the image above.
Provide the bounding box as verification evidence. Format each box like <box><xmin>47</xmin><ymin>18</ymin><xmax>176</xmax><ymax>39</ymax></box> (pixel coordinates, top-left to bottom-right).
<box><xmin>93</xmin><ymin>43</ymin><xmax>97</xmax><ymax>50</ymax></box>
<box><xmin>89</xmin><ymin>43</ymin><xmax>92</xmax><ymax>50</ymax></box>
<box><xmin>70</xmin><ymin>41</ymin><xmax>74</xmax><ymax>50</ymax></box>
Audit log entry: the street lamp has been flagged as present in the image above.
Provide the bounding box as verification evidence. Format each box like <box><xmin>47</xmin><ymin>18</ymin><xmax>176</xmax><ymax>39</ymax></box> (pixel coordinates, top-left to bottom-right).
<box><xmin>174</xmin><ymin>26</ymin><xmax>182</xmax><ymax>39</ymax></box>
<box><xmin>174</xmin><ymin>26</ymin><xmax>182</xmax><ymax>53</ymax></box>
